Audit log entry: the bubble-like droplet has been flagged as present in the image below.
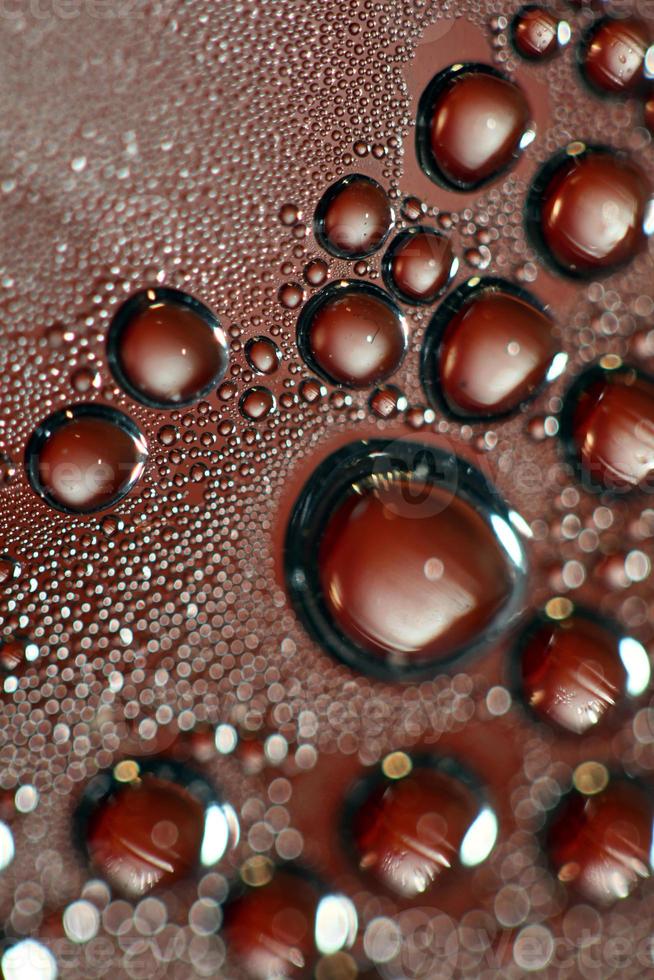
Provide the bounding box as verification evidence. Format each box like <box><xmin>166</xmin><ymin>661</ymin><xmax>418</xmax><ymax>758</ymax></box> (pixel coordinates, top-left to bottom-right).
<box><xmin>285</xmin><ymin>440</ymin><xmax>527</xmax><ymax>680</ymax></box>
<box><xmin>0</xmin><ymin>635</ymin><xmax>38</xmax><ymax>678</ymax></box>
<box><xmin>561</xmin><ymin>363</ymin><xmax>654</xmax><ymax>492</ymax></box>
<box><xmin>511</xmin><ymin>6</ymin><xmax>565</xmax><ymax>60</ymax></box>
<box><xmin>239</xmin><ymin>386</ymin><xmax>276</xmax><ymax>421</ymax></box>
<box><xmin>416</xmin><ymin>64</ymin><xmax>532</xmax><ymax>190</ymax></box>
<box><xmin>0</xmin><ymin>452</ymin><xmax>16</xmax><ymax>487</ymax></box>
<box><xmin>107</xmin><ymin>287</ymin><xmax>228</xmax><ymax>408</ymax></box>
<box><xmin>71</xmin><ymin>367</ymin><xmax>101</xmax><ymax>395</ymax></box>
<box><xmin>382</xmin><ymin>227</ymin><xmax>456</xmax><ymax>305</ymax></box>
<box><xmin>347</xmin><ymin>755</ymin><xmax>497</xmax><ymax>896</ymax></box>
<box><xmin>245</xmin><ymin>336</ymin><xmax>281</xmax><ymax>375</ymax></box>
<box><xmin>422</xmin><ymin>278</ymin><xmax>562</xmax><ymax>420</ymax></box>
<box><xmin>304</xmin><ymin>258</ymin><xmax>329</xmax><ymax>287</ymax></box>
<box><xmin>223</xmin><ymin>865</ymin><xmax>323</xmax><ymax>979</ymax></box>
<box><xmin>517</xmin><ymin>609</ymin><xmax>650</xmax><ymax>734</ymax></box>
<box><xmin>25</xmin><ymin>404</ymin><xmax>148</xmax><ymax>515</ymax></box>
<box><xmin>77</xmin><ymin>759</ymin><xmax>234</xmax><ymax>899</ymax></box>
<box><xmin>278</xmin><ymin>282</ymin><xmax>305</xmax><ymax>309</ymax></box>
<box><xmin>527</xmin><ymin>145</ymin><xmax>651</xmax><ymax>277</ymax></box>
<box><xmin>547</xmin><ymin>778</ymin><xmax>654</xmax><ymax>904</ymax></box>
<box><xmin>580</xmin><ymin>17</ymin><xmax>649</xmax><ymax>96</ymax></box>
<box><xmin>314</xmin><ymin>174</ymin><xmax>393</xmax><ymax>259</ymax></box>
<box><xmin>369</xmin><ymin>384</ymin><xmax>407</xmax><ymax>419</ymax></box>
<box><xmin>297</xmin><ymin>281</ymin><xmax>407</xmax><ymax>389</ymax></box>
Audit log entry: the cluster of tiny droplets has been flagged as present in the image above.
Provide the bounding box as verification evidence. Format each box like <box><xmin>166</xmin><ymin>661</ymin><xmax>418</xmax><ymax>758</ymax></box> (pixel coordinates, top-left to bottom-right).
<box><xmin>0</xmin><ymin>0</ymin><xmax>652</xmax><ymax>975</ymax></box>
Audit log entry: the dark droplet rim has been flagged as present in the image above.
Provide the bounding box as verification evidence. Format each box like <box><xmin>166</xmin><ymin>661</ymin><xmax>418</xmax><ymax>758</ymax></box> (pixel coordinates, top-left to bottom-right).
<box><xmin>106</xmin><ymin>286</ymin><xmax>228</xmax><ymax>409</ymax></box>
<box><xmin>415</xmin><ymin>62</ymin><xmax>531</xmax><ymax>192</ymax></box>
<box><xmin>558</xmin><ymin>360</ymin><xmax>654</xmax><ymax>495</ymax></box>
<box><xmin>577</xmin><ymin>16</ymin><xmax>648</xmax><ymax>100</ymax></box>
<box><xmin>341</xmin><ymin>753</ymin><xmax>494</xmax><ymax>895</ymax></box>
<box><xmin>313</xmin><ymin>173</ymin><xmax>393</xmax><ymax>260</ymax></box>
<box><xmin>296</xmin><ymin>279</ymin><xmax>408</xmax><ymax>390</ymax></box>
<box><xmin>510</xmin><ymin>4</ymin><xmax>562</xmax><ymax>62</ymax></box>
<box><xmin>420</xmin><ymin>275</ymin><xmax>558</xmax><ymax>422</ymax></box>
<box><xmin>24</xmin><ymin>402</ymin><xmax>148</xmax><ymax>515</ymax></box>
<box><xmin>524</xmin><ymin>143</ymin><xmax>646</xmax><ymax>280</ymax></box>
<box><xmin>381</xmin><ymin>226</ymin><xmax>457</xmax><ymax>306</ymax></box>
<box><xmin>508</xmin><ymin>604</ymin><xmax>645</xmax><ymax>735</ymax></box>
<box><xmin>73</xmin><ymin>756</ymin><xmax>220</xmax><ymax>874</ymax></box>
<box><xmin>284</xmin><ymin>438</ymin><xmax>529</xmax><ymax>682</ymax></box>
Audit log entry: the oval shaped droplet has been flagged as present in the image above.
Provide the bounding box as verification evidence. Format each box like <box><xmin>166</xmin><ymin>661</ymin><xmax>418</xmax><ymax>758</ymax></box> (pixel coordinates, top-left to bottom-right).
<box><xmin>107</xmin><ymin>287</ymin><xmax>228</xmax><ymax>408</ymax></box>
<box><xmin>314</xmin><ymin>174</ymin><xmax>393</xmax><ymax>259</ymax></box>
<box><xmin>560</xmin><ymin>363</ymin><xmax>654</xmax><ymax>492</ymax></box>
<box><xmin>422</xmin><ymin>278</ymin><xmax>563</xmax><ymax>420</ymax></box>
<box><xmin>297</xmin><ymin>281</ymin><xmax>408</xmax><ymax>389</ymax></box>
<box><xmin>527</xmin><ymin>145</ymin><xmax>651</xmax><ymax>277</ymax></box>
<box><xmin>517</xmin><ymin>609</ymin><xmax>650</xmax><ymax>734</ymax></box>
<box><xmin>77</xmin><ymin>759</ymin><xmax>235</xmax><ymax>898</ymax></box>
<box><xmin>25</xmin><ymin>404</ymin><xmax>147</xmax><ymax>515</ymax></box>
<box><xmin>285</xmin><ymin>440</ymin><xmax>527</xmax><ymax>680</ymax></box>
<box><xmin>416</xmin><ymin>64</ymin><xmax>532</xmax><ymax>190</ymax></box>
<box><xmin>382</xmin><ymin>227</ymin><xmax>456</xmax><ymax>305</ymax></box>
<box><xmin>346</xmin><ymin>755</ymin><xmax>498</xmax><ymax>897</ymax></box>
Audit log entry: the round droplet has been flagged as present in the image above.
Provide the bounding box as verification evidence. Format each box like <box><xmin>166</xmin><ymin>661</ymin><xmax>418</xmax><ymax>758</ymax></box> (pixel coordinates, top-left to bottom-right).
<box><xmin>561</xmin><ymin>363</ymin><xmax>654</xmax><ymax>492</ymax></box>
<box><xmin>279</xmin><ymin>282</ymin><xmax>305</xmax><ymax>309</ymax></box>
<box><xmin>223</xmin><ymin>866</ymin><xmax>322</xmax><ymax>979</ymax></box>
<box><xmin>527</xmin><ymin>145</ymin><xmax>651</xmax><ymax>277</ymax></box>
<box><xmin>422</xmin><ymin>279</ymin><xmax>562</xmax><ymax>420</ymax></box>
<box><xmin>304</xmin><ymin>258</ymin><xmax>329</xmax><ymax>287</ymax></box>
<box><xmin>107</xmin><ymin>287</ymin><xmax>228</xmax><ymax>408</ymax></box>
<box><xmin>369</xmin><ymin>385</ymin><xmax>407</xmax><ymax>419</ymax></box>
<box><xmin>0</xmin><ymin>555</ymin><xmax>19</xmax><ymax>585</ymax></box>
<box><xmin>314</xmin><ymin>174</ymin><xmax>393</xmax><ymax>259</ymax></box>
<box><xmin>78</xmin><ymin>760</ymin><xmax>229</xmax><ymax>899</ymax></box>
<box><xmin>245</xmin><ymin>336</ymin><xmax>281</xmax><ymax>375</ymax></box>
<box><xmin>416</xmin><ymin>65</ymin><xmax>532</xmax><ymax>190</ymax></box>
<box><xmin>239</xmin><ymin>386</ymin><xmax>276</xmax><ymax>421</ymax></box>
<box><xmin>71</xmin><ymin>367</ymin><xmax>101</xmax><ymax>395</ymax></box>
<box><xmin>347</xmin><ymin>757</ymin><xmax>497</xmax><ymax>897</ymax></box>
<box><xmin>0</xmin><ymin>635</ymin><xmax>38</xmax><ymax>676</ymax></box>
<box><xmin>25</xmin><ymin>405</ymin><xmax>147</xmax><ymax>515</ymax></box>
<box><xmin>547</xmin><ymin>779</ymin><xmax>654</xmax><ymax>904</ymax></box>
<box><xmin>580</xmin><ymin>17</ymin><xmax>649</xmax><ymax>96</ymax></box>
<box><xmin>382</xmin><ymin>227</ymin><xmax>456</xmax><ymax>305</ymax></box>
<box><xmin>512</xmin><ymin>6</ymin><xmax>565</xmax><ymax>60</ymax></box>
<box><xmin>518</xmin><ymin>611</ymin><xmax>650</xmax><ymax>734</ymax></box>
<box><xmin>285</xmin><ymin>440</ymin><xmax>527</xmax><ymax>680</ymax></box>
<box><xmin>297</xmin><ymin>281</ymin><xmax>407</xmax><ymax>389</ymax></box>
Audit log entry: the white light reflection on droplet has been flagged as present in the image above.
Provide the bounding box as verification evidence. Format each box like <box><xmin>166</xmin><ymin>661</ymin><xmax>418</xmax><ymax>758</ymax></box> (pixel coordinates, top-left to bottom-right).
<box><xmin>315</xmin><ymin>894</ymin><xmax>358</xmax><ymax>954</ymax></box>
<box><xmin>459</xmin><ymin>806</ymin><xmax>498</xmax><ymax>867</ymax></box>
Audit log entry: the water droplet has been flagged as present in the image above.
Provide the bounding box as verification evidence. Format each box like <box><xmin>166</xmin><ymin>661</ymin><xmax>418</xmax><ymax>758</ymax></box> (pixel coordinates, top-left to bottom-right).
<box><xmin>239</xmin><ymin>386</ymin><xmax>276</xmax><ymax>421</ymax></box>
<box><xmin>285</xmin><ymin>440</ymin><xmax>527</xmax><ymax>679</ymax></box>
<box><xmin>580</xmin><ymin>17</ymin><xmax>649</xmax><ymax>96</ymax></box>
<box><xmin>79</xmin><ymin>759</ymin><xmax>234</xmax><ymax>899</ymax></box>
<box><xmin>314</xmin><ymin>174</ymin><xmax>393</xmax><ymax>259</ymax></box>
<box><xmin>223</xmin><ymin>866</ymin><xmax>323</xmax><ymax>980</ymax></box>
<box><xmin>107</xmin><ymin>287</ymin><xmax>228</xmax><ymax>408</ymax></box>
<box><xmin>278</xmin><ymin>282</ymin><xmax>304</xmax><ymax>309</ymax></box>
<box><xmin>422</xmin><ymin>279</ymin><xmax>562</xmax><ymax>419</ymax></box>
<box><xmin>349</xmin><ymin>756</ymin><xmax>497</xmax><ymax>896</ymax></box>
<box><xmin>561</xmin><ymin>363</ymin><xmax>654</xmax><ymax>491</ymax></box>
<box><xmin>383</xmin><ymin>227</ymin><xmax>456</xmax><ymax>305</ymax></box>
<box><xmin>512</xmin><ymin>7</ymin><xmax>564</xmax><ymax>60</ymax></box>
<box><xmin>297</xmin><ymin>281</ymin><xmax>407</xmax><ymax>389</ymax></box>
<box><xmin>303</xmin><ymin>258</ymin><xmax>329</xmax><ymax>287</ymax></box>
<box><xmin>245</xmin><ymin>336</ymin><xmax>281</xmax><ymax>375</ymax></box>
<box><xmin>26</xmin><ymin>405</ymin><xmax>147</xmax><ymax>514</ymax></box>
<box><xmin>417</xmin><ymin>65</ymin><xmax>532</xmax><ymax>190</ymax></box>
<box><xmin>518</xmin><ymin>610</ymin><xmax>649</xmax><ymax>733</ymax></box>
<box><xmin>527</xmin><ymin>145</ymin><xmax>650</xmax><ymax>277</ymax></box>
<box><xmin>369</xmin><ymin>384</ymin><xmax>407</xmax><ymax>419</ymax></box>
<box><xmin>547</xmin><ymin>778</ymin><xmax>653</xmax><ymax>904</ymax></box>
